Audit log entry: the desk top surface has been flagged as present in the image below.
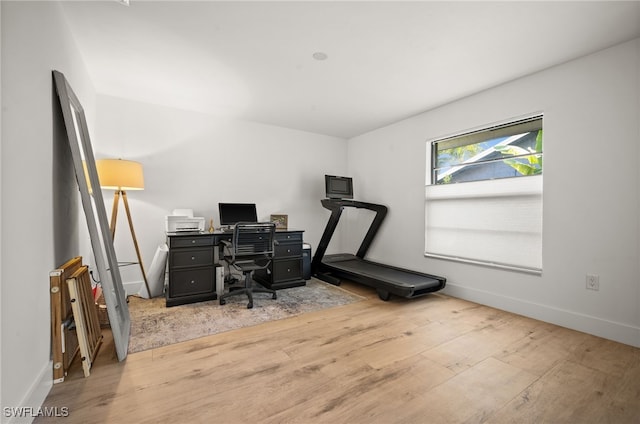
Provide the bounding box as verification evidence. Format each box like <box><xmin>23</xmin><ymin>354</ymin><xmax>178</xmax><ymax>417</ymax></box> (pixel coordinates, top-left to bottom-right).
<box><xmin>166</xmin><ymin>228</ymin><xmax>303</xmax><ymax>237</ymax></box>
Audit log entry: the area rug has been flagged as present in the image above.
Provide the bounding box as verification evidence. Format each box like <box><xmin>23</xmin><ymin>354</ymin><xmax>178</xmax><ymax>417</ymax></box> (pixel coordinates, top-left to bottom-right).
<box><xmin>127</xmin><ymin>278</ymin><xmax>364</xmax><ymax>354</ymax></box>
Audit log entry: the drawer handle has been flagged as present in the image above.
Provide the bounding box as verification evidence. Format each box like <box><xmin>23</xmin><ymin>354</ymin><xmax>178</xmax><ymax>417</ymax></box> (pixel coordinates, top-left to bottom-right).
<box><xmin>191</xmin><ymin>256</ymin><xmax>196</xmax><ymax>261</ymax></box>
<box><xmin>191</xmin><ymin>240</ymin><xmax>196</xmax><ymax>244</ymax></box>
<box><xmin>287</xmin><ymin>268</ymin><xmax>291</xmax><ymax>272</ymax></box>
<box><xmin>190</xmin><ymin>280</ymin><xmax>195</xmax><ymax>284</ymax></box>
<box><xmin>287</xmin><ymin>249</ymin><xmax>291</xmax><ymax>253</ymax></box>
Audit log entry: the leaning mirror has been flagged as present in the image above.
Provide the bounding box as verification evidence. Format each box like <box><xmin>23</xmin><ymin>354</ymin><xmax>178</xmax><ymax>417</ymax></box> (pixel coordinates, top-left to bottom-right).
<box><xmin>53</xmin><ymin>70</ymin><xmax>130</xmax><ymax>361</ymax></box>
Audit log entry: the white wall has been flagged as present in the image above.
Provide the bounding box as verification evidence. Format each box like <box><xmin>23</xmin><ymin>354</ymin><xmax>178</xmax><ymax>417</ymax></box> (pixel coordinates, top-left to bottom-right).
<box><xmin>93</xmin><ymin>95</ymin><xmax>347</xmax><ymax>291</ymax></box>
<box><xmin>348</xmin><ymin>38</ymin><xmax>640</xmax><ymax>347</ymax></box>
<box><xmin>1</xmin><ymin>1</ymin><xmax>95</xmax><ymax>421</ymax></box>
<box><xmin>0</xmin><ymin>2</ymin><xmax>4</xmax><ymax>415</ymax></box>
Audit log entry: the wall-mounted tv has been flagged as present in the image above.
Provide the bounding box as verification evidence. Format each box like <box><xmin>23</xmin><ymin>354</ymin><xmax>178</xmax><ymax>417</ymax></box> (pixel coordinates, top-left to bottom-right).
<box><xmin>325</xmin><ymin>175</ymin><xmax>353</xmax><ymax>199</ymax></box>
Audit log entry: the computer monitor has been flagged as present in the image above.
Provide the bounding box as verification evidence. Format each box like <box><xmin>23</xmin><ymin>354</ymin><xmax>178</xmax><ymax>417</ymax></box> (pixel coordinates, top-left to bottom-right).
<box><xmin>325</xmin><ymin>175</ymin><xmax>353</xmax><ymax>199</ymax></box>
<box><xmin>218</xmin><ymin>203</ymin><xmax>258</xmax><ymax>226</ymax></box>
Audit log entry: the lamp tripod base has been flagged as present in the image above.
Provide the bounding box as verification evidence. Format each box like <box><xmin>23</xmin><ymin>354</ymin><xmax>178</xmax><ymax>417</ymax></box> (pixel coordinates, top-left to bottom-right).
<box><xmin>110</xmin><ymin>190</ymin><xmax>151</xmax><ymax>297</ymax></box>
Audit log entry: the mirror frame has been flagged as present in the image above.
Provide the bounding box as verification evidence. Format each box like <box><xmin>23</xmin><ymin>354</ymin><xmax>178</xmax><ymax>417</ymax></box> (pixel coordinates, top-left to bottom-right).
<box><xmin>53</xmin><ymin>70</ymin><xmax>130</xmax><ymax>361</ymax></box>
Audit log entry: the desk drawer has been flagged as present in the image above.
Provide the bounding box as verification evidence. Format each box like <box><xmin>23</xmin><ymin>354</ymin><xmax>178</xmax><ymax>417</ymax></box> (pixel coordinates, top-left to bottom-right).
<box><xmin>171</xmin><ymin>236</ymin><xmax>215</xmax><ymax>248</ymax></box>
<box><xmin>272</xmin><ymin>258</ymin><xmax>303</xmax><ymax>283</ymax></box>
<box><xmin>171</xmin><ymin>247</ymin><xmax>213</xmax><ymax>268</ymax></box>
<box><xmin>169</xmin><ymin>268</ymin><xmax>214</xmax><ymax>297</ymax></box>
<box><xmin>275</xmin><ymin>232</ymin><xmax>303</xmax><ymax>243</ymax></box>
<box><xmin>274</xmin><ymin>243</ymin><xmax>302</xmax><ymax>258</ymax></box>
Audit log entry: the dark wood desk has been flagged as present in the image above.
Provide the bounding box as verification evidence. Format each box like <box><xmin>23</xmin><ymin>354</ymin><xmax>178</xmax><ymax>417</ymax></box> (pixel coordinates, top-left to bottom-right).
<box><xmin>165</xmin><ymin>229</ymin><xmax>305</xmax><ymax>307</ymax></box>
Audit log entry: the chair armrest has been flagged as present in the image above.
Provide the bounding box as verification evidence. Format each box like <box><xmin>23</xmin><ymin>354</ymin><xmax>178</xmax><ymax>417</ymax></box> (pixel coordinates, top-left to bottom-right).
<box><xmin>220</xmin><ymin>240</ymin><xmax>234</xmax><ymax>263</ymax></box>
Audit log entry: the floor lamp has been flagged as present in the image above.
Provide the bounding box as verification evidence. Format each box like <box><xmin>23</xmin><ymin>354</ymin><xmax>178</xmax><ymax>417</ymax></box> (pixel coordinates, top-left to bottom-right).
<box><xmin>96</xmin><ymin>159</ymin><xmax>151</xmax><ymax>297</ymax></box>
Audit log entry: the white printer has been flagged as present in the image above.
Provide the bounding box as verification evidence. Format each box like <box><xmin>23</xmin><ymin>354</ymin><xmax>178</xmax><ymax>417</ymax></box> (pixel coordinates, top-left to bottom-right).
<box><xmin>165</xmin><ymin>209</ymin><xmax>205</xmax><ymax>232</ymax></box>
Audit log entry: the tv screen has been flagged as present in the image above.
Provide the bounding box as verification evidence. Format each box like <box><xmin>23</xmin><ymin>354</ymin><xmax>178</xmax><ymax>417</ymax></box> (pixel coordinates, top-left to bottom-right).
<box><xmin>325</xmin><ymin>175</ymin><xmax>353</xmax><ymax>199</ymax></box>
<box><xmin>218</xmin><ymin>203</ymin><xmax>258</xmax><ymax>226</ymax></box>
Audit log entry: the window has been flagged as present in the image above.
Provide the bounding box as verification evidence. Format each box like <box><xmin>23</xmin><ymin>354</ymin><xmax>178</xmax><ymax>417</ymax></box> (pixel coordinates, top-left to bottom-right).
<box><xmin>425</xmin><ymin>115</ymin><xmax>543</xmax><ymax>274</ymax></box>
<box><xmin>432</xmin><ymin>116</ymin><xmax>543</xmax><ymax>185</ymax></box>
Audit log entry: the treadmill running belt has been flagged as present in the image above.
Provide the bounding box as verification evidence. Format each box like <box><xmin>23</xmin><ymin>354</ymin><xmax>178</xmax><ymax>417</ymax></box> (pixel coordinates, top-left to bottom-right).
<box><xmin>324</xmin><ymin>255</ymin><xmax>442</xmax><ymax>290</ymax></box>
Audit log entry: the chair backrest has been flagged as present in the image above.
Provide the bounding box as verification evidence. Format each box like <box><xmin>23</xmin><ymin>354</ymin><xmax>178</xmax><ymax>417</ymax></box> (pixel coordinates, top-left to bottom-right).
<box><xmin>231</xmin><ymin>222</ymin><xmax>276</xmax><ymax>259</ymax></box>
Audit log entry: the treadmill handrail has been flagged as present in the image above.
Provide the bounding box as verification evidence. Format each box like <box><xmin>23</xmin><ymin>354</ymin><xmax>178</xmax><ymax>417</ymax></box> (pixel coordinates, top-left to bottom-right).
<box><xmin>311</xmin><ymin>199</ymin><xmax>388</xmax><ymax>275</ymax></box>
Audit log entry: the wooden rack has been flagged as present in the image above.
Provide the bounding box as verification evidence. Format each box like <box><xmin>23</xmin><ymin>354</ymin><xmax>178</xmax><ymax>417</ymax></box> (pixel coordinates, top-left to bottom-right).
<box><xmin>50</xmin><ymin>257</ymin><xmax>82</xmax><ymax>383</ymax></box>
<box><xmin>50</xmin><ymin>257</ymin><xmax>103</xmax><ymax>382</ymax></box>
<box><xmin>67</xmin><ymin>265</ymin><xmax>103</xmax><ymax>377</ymax></box>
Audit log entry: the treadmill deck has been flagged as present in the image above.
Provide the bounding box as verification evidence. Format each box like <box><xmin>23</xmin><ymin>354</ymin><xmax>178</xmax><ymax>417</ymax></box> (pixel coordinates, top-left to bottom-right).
<box><xmin>322</xmin><ymin>253</ymin><xmax>445</xmax><ymax>297</ymax></box>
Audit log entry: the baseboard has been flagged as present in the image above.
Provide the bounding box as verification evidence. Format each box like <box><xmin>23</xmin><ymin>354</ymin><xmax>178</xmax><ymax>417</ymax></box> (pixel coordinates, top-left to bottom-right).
<box><xmin>4</xmin><ymin>361</ymin><xmax>53</xmax><ymax>424</ymax></box>
<box><xmin>442</xmin><ymin>283</ymin><xmax>640</xmax><ymax>348</ymax></box>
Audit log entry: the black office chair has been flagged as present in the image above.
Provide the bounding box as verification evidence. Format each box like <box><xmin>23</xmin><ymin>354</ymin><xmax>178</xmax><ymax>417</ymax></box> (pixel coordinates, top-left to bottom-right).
<box><xmin>219</xmin><ymin>222</ymin><xmax>277</xmax><ymax>309</ymax></box>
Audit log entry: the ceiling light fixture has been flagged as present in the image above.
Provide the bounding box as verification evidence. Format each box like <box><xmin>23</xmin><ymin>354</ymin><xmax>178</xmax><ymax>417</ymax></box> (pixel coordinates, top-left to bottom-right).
<box><xmin>312</xmin><ymin>52</ymin><xmax>328</xmax><ymax>61</ymax></box>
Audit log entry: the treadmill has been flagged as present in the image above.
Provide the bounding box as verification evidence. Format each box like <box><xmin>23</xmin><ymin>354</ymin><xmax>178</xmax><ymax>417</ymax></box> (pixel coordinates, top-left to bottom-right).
<box><xmin>311</xmin><ymin>198</ymin><xmax>446</xmax><ymax>301</ymax></box>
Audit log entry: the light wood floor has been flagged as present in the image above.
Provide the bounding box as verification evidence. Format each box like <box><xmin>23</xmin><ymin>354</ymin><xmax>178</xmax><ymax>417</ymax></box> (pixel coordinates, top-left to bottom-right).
<box><xmin>37</xmin><ymin>281</ymin><xmax>640</xmax><ymax>424</ymax></box>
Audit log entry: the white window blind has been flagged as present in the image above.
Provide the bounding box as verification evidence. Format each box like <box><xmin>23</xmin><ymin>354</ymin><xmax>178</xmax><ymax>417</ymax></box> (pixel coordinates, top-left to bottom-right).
<box><xmin>425</xmin><ymin>175</ymin><xmax>542</xmax><ymax>274</ymax></box>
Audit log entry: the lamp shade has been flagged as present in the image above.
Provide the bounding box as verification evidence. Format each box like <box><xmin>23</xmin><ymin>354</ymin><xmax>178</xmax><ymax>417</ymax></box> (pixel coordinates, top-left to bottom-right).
<box><xmin>96</xmin><ymin>159</ymin><xmax>144</xmax><ymax>191</ymax></box>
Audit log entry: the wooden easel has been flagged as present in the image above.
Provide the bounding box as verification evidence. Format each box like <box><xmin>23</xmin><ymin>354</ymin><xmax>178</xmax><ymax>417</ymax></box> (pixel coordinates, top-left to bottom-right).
<box><xmin>50</xmin><ymin>257</ymin><xmax>103</xmax><ymax>381</ymax></box>
<box><xmin>67</xmin><ymin>265</ymin><xmax>103</xmax><ymax>377</ymax></box>
<box><xmin>50</xmin><ymin>257</ymin><xmax>82</xmax><ymax>383</ymax></box>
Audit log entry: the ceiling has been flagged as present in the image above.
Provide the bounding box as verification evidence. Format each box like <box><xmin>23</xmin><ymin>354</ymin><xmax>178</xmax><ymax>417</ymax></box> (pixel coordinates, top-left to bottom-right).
<box><xmin>59</xmin><ymin>1</ymin><xmax>640</xmax><ymax>139</ymax></box>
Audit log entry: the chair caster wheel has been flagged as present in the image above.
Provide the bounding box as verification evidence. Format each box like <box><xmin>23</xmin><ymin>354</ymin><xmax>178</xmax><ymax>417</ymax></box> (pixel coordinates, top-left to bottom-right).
<box><xmin>247</xmin><ymin>303</ymin><xmax>253</xmax><ymax>309</ymax></box>
<box><xmin>220</xmin><ymin>299</ymin><xmax>226</xmax><ymax>305</ymax></box>
<box><xmin>272</xmin><ymin>293</ymin><xmax>277</xmax><ymax>300</ymax></box>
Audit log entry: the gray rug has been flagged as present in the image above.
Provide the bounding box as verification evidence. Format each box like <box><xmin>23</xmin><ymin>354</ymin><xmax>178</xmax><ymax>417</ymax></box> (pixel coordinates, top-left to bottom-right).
<box><xmin>127</xmin><ymin>278</ymin><xmax>364</xmax><ymax>353</ymax></box>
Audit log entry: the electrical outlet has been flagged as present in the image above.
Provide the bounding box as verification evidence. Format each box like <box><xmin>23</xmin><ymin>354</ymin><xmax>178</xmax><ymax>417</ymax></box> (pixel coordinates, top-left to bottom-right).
<box><xmin>586</xmin><ymin>274</ymin><xmax>600</xmax><ymax>291</ymax></box>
